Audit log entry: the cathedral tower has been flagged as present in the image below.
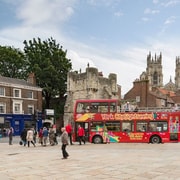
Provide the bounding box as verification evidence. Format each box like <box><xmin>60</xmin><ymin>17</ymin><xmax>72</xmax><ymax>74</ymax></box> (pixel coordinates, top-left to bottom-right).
<box><xmin>175</xmin><ymin>56</ymin><xmax>180</xmax><ymax>89</ymax></box>
<box><xmin>146</xmin><ymin>52</ymin><xmax>163</xmax><ymax>90</ymax></box>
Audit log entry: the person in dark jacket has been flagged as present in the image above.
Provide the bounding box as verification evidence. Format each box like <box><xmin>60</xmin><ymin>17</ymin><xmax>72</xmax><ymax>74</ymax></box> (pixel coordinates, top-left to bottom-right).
<box><xmin>42</xmin><ymin>127</ymin><xmax>49</xmax><ymax>146</ymax></box>
<box><xmin>8</xmin><ymin>127</ymin><xmax>14</xmax><ymax>145</ymax></box>
<box><xmin>61</xmin><ymin>127</ymin><xmax>69</xmax><ymax>159</ymax></box>
<box><xmin>20</xmin><ymin>129</ymin><xmax>27</xmax><ymax>146</ymax></box>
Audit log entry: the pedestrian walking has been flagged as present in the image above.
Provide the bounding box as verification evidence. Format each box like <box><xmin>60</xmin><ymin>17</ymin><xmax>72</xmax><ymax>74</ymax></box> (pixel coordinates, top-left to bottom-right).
<box><xmin>26</xmin><ymin>128</ymin><xmax>36</xmax><ymax>147</ymax></box>
<box><xmin>54</xmin><ymin>132</ymin><xmax>58</xmax><ymax>145</ymax></box>
<box><xmin>33</xmin><ymin>128</ymin><xmax>37</xmax><ymax>144</ymax></box>
<box><xmin>65</xmin><ymin>123</ymin><xmax>73</xmax><ymax>145</ymax></box>
<box><xmin>8</xmin><ymin>127</ymin><xmax>14</xmax><ymax>145</ymax></box>
<box><xmin>78</xmin><ymin>125</ymin><xmax>85</xmax><ymax>145</ymax></box>
<box><xmin>38</xmin><ymin>127</ymin><xmax>43</xmax><ymax>146</ymax></box>
<box><xmin>42</xmin><ymin>127</ymin><xmax>49</xmax><ymax>146</ymax></box>
<box><xmin>20</xmin><ymin>129</ymin><xmax>27</xmax><ymax>146</ymax></box>
<box><xmin>61</xmin><ymin>127</ymin><xmax>69</xmax><ymax>159</ymax></box>
<box><xmin>49</xmin><ymin>127</ymin><xmax>55</xmax><ymax>146</ymax></box>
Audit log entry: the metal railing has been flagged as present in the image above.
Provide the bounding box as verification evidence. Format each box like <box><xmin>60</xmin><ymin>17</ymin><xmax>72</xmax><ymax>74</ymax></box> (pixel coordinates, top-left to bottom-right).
<box><xmin>119</xmin><ymin>107</ymin><xmax>178</xmax><ymax>112</ymax></box>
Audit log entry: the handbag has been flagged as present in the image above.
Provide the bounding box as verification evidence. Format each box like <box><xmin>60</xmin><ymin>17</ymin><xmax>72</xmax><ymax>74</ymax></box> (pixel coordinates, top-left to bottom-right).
<box><xmin>19</xmin><ymin>140</ymin><xmax>23</xmax><ymax>145</ymax></box>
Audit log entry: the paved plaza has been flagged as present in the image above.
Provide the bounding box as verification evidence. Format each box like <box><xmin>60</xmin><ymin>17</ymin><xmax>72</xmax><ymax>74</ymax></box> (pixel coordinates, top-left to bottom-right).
<box><xmin>0</xmin><ymin>136</ymin><xmax>180</xmax><ymax>180</ymax></box>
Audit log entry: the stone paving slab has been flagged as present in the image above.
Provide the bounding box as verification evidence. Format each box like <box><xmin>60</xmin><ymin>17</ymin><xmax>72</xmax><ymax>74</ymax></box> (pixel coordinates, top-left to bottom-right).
<box><xmin>0</xmin><ymin>137</ymin><xmax>180</xmax><ymax>180</ymax></box>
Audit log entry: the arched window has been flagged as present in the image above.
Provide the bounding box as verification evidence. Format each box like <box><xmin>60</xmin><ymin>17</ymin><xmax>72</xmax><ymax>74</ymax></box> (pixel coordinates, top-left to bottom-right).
<box><xmin>153</xmin><ymin>72</ymin><xmax>158</xmax><ymax>85</ymax></box>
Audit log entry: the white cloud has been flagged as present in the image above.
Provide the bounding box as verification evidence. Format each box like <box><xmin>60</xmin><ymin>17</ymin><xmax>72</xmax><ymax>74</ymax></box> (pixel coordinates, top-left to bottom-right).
<box><xmin>114</xmin><ymin>11</ymin><xmax>123</xmax><ymax>17</ymax></box>
<box><xmin>164</xmin><ymin>16</ymin><xmax>176</xmax><ymax>25</ymax></box>
<box><xmin>161</xmin><ymin>0</ymin><xmax>180</xmax><ymax>7</ymax></box>
<box><xmin>144</xmin><ymin>8</ymin><xmax>159</xmax><ymax>14</ymax></box>
<box><xmin>153</xmin><ymin>0</ymin><xmax>159</xmax><ymax>4</ymax></box>
<box><xmin>141</xmin><ymin>17</ymin><xmax>151</xmax><ymax>22</ymax></box>
<box><xmin>13</xmin><ymin>0</ymin><xmax>75</xmax><ymax>26</ymax></box>
<box><xmin>67</xmin><ymin>50</ymin><xmax>96</xmax><ymax>72</ymax></box>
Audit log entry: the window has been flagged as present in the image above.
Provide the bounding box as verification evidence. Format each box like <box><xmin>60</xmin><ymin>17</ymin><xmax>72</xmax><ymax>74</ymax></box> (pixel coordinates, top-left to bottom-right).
<box><xmin>76</xmin><ymin>102</ymin><xmax>89</xmax><ymax>113</ymax></box>
<box><xmin>0</xmin><ymin>87</ymin><xmax>5</xmax><ymax>96</ymax></box>
<box><xmin>14</xmin><ymin>103</ymin><xmax>20</xmax><ymax>113</ymax></box>
<box><xmin>149</xmin><ymin>121</ymin><xmax>168</xmax><ymax>132</ymax></box>
<box><xmin>27</xmin><ymin>91</ymin><xmax>33</xmax><ymax>99</ymax></box>
<box><xmin>136</xmin><ymin>96</ymin><xmax>140</xmax><ymax>103</ymax></box>
<box><xmin>24</xmin><ymin>120</ymin><xmax>35</xmax><ymax>129</ymax></box>
<box><xmin>14</xmin><ymin>89</ymin><xmax>21</xmax><ymax>98</ymax></box>
<box><xmin>153</xmin><ymin>72</ymin><xmax>158</xmax><ymax>85</ymax></box>
<box><xmin>122</xmin><ymin>121</ymin><xmax>134</xmax><ymax>132</ymax></box>
<box><xmin>13</xmin><ymin>100</ymin><xmax>23</xmax><ymax>114</ymax></box>
<box><xmin>105</xmin><ymin>121</ymin><xmax>120</xmax><ymax>132</ymax></box>
<box><xmin>28</xmin><ymin>105</ymin><xmax>34</xmax><ymax>114</ymax></box>
<box><xmin>110</xmin><ymin>102</ymin><xmax>116</xmax><ymax>112</ymax></box>
<box><xmin>90</xmin><ymin>103</ymin><xmax>98</xmax><ymax>113</ymax></box>
<box><xmin>136</xmin><ymin>122</ymin><xmax>148</xmax><ymax>132</ymax></box>
<box><xmin>90</xmin><ymin>121</ymin><xmax>104</xmax><ymax>132</ymax></box>
<box><xmin>0</xmin><ymin>103</ymin><xmax>6</xmax><ymax>113</ymax></box>
<box><xmin>97</xmin><ymin>102</ymin><xmax>108</xmax><ymax>113</ymax></box>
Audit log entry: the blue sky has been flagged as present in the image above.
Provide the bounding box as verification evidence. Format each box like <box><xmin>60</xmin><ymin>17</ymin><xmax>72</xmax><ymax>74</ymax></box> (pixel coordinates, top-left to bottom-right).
<box><xmin>0</xmin><ymin>0</ymin><xmax>180</xmax><ymax>95</ymax></box>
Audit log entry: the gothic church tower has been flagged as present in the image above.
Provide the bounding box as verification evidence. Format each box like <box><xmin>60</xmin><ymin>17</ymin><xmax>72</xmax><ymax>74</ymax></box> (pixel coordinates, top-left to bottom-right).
<box><xmin>146</xmin><ymin>52</ymin><xmax>163</xmax><ymax>90</ymax></box>
<box><xmin>175</xmin><ymin>56</ymin><xmax>180</xmax><ymax>89</ymax></box>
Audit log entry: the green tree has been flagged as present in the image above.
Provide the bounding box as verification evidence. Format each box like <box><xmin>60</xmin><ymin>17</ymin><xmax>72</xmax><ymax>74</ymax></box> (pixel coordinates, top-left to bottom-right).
<box><xmin>0</xmin><ymin>46</ymin><xmax>28</xmax><ymax>78</ymax></box>
<box><xmin>23</xmin><ymin>37</ymin><xmax>72</xmax><ymax>110</ymax></box>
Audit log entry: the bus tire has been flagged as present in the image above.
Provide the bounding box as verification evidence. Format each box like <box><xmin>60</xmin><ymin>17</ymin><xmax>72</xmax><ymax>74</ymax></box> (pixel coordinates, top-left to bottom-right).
<box><xmin>93</xmin><ymin>135</ymin><xmax>103</xmax><ymax>144</ymax></box>
<box><xmin>150</xmin><ymin>135</ymin><xmax>161</xmax><ymax>144</ymax></box>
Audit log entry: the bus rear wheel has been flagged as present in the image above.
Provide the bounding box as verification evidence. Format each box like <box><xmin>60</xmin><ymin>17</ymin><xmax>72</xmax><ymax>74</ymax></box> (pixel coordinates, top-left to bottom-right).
<box><xmin>150</xmin><ymin>135</ymin><xmax>161</xmax><ymax>144</ymax></box>
<box><xmin>93</xmin><ymin>136</ymin><xmax>103</xmax><ymax>144</ymax></box>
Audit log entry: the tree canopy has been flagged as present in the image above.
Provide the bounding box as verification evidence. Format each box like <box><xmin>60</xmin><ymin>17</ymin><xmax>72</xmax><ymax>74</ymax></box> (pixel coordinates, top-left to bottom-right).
<box><xmin>0</xmin><ymin>46</ymin><xmax>28</xmax><ymax>78</ymax></box>
<box><xmin>23</xmin><ymin>37</ymin><xmax>72</xmax><ymax>109</ymax></box>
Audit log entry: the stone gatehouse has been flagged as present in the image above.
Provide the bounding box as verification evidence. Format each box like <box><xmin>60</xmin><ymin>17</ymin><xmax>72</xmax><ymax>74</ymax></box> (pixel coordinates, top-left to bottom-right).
<box><xmin>63</xmin><ymin>66</ymin><xmax>121</xmax><ymax>125</ymax></box>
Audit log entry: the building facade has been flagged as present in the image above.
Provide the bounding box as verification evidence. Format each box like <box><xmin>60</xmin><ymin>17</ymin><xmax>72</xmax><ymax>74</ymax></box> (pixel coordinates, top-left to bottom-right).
<box><xmin>63</xmin><ymin>66</ymin><xmax>121</xmax><ymax>126</ymax></box>
<box><xmin>0</xmin><ymin>73</ymin><xmax>42</xmax><ymax>135</ymax></box>
<box><xmin>124</xmin><ymin>52</ymin><xmax>180</xmax><ymax>109</ymax></box>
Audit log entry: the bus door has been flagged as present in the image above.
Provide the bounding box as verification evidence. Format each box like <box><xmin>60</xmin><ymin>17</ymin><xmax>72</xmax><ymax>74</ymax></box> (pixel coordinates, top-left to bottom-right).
<box><xmin>75</xmin><ymin>122</ymin><xmax>89</xmax><ymax>142</ymax></box>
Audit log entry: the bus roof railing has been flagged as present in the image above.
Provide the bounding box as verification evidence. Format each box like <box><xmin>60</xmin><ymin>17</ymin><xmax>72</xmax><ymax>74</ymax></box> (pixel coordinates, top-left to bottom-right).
<box><xmin>120</xmin><ymin>107</ymin><xmax>179</xmax><ymax>112</ymax></box>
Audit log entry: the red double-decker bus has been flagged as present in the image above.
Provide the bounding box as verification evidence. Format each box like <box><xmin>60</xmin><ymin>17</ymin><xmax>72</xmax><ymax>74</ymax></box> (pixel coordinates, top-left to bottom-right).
<box><xmin>73</xmin><ymin>99</ymin><xmax>180</xmax><ymax>144</ymax></box>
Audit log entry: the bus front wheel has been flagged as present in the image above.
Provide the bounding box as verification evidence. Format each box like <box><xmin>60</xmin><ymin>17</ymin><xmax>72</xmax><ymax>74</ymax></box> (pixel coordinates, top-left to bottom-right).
<box><xmin>93</xmin><ymin>136</ymin><xmax>103</xmax><ymax>144</ymax></box>
<box><xmin>150</xmin><ymin>135</ymin><xmax>161</xmax><ymax>144</ymax></box>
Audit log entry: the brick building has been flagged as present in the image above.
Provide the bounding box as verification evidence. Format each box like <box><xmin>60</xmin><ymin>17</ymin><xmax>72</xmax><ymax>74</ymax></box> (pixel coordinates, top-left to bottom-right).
<box><xmin>0</xmin><ymin>73</ymin><xmax>42</xmax><ymax>135</ymax></box>
<box><xmin>123</xmin><ymin>52</ymin><xmax>180</xmax><ymax>110</ymax></box>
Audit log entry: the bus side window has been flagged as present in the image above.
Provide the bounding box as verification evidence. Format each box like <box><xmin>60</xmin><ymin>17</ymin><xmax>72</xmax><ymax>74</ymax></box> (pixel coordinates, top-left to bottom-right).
<box><xmin>76</xmin><ymin>103</ymin><xmax>84</xmax><ymax>113</ymax></box>
<box><xmin>122</xmin><ymin>122</ymin><xmax>134</xmax><ymax>132</ymax></box>
<box><xmin>90</xmin><ymin>122</ymin><xmax>103</xmax><ymax>132</ymax></box>
<box><xmin>91</xmin><ymin>105</ymin><xmax>98</xmax><ymax>113</ymax></box>
<box><xmin>136</xmin><ymin>122</ymin><xmax>147</xmax><ymax>132</ymax></box>
<box><xmin>85</xmin><ymin>106</ymin><xmax>90</xmax><ymax>112</ymax></box>
<box><xmin>98</xmin><ymin>106</ymin><xmax>108</xmax><ymax>113</ymax></box>
<box><xmin>110</xmin><ymin>103</ymin><xmax>116</xmax><ymax>112</ymax></box>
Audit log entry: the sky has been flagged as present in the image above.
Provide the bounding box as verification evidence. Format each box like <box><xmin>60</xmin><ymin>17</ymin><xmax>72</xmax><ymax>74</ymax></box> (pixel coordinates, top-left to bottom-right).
<box><xmin>0</xmin><ymin>0</ymin><xmax>180</xmax><ymax>95</ymax></box>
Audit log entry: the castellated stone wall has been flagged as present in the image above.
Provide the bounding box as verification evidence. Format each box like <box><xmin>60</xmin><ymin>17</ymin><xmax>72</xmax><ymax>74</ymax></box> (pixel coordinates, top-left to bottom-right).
<box><xmin>63</xmin><ymin>67</ymin><xmax>121</xmax><ymax>126</ymax></box>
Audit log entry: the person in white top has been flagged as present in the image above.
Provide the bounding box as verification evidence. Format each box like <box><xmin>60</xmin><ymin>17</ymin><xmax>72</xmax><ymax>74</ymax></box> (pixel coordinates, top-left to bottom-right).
<box><xmin>26</xmin><ymin>128</ymin><xmax>36</xmax><ymax>147</ymax></box>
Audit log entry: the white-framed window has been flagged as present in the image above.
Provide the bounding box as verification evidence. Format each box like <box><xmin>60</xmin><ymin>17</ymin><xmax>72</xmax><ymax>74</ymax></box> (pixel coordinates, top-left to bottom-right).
<box><xmin>28</xmin><ymin>105</ymin><xmax>34</xmax><ymax>114</ymax></box>
<box><xmin>13</xmin><ymin>100</ymin><xmax>23</xmax><ymax>114</ymax></box>
<box><xmin>27</xmin><ymin>91</ymin><xmax>33</xmax><ymax>99</ymax></box>
<box><xmin>136</xmin><ymin>96</ymin><xmax>140</xmax><ymax>102</ymax></box>
<box><xmin>0</xmin><ymin>87</ymin><xmax>5</xmax><ymax>96</ymax></box>
<box><xmin>13</xmin><ymin>89</ymin><xmax>21</xmax><ymax>98</ymax></box>
<box><xmin>14</xmin><ymin>103</ymin><xmax>20</xmax><ymax>113</ymax></box>
<box><xmin>0</xmin><ymin>102</ymin><xmax>6</xmax><ymax>113</ymax></box>
<box><xmin>161</xmin><ymin>99</ymin><xmax>165</xmax><ymax>106</ymax></box>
